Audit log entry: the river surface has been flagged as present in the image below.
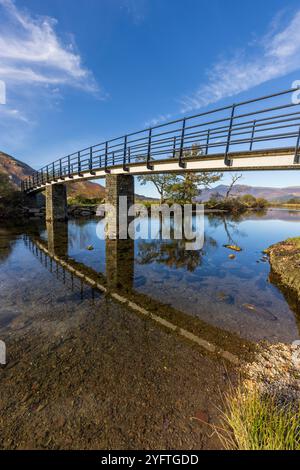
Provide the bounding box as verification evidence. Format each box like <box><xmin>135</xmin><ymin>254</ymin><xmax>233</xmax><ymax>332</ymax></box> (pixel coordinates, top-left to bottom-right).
<box><xmin>0</xmin><ymin>209</ymin><xmax>299</xmax><ymax>449</ymax></box>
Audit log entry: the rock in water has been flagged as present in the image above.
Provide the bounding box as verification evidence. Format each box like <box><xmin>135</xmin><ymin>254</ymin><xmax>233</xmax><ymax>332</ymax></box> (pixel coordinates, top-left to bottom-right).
<box><xmin>223</xmin><ymin>244</ymin><xmax>242</xmax><ymax>252</ymax></box>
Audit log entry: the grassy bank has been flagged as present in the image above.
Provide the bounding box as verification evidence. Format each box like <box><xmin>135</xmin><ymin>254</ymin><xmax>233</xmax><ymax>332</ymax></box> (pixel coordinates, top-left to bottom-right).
<box><xmin>219</xmin><ymin>385</ymin><xmax>300</xmax><ymax>450</ymax></box>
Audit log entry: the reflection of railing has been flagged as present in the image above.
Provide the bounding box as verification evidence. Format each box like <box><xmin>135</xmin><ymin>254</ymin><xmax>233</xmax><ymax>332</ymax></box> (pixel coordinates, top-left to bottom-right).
<box><xmin>23</xmin><ymin>88</ymin><xmax>300</xmax><ymax>191</ymax></box>
<box><xmin>23</xmin><ymin>235</ymin><xmax>106</xmax><ymax>301</ymax></box>
<box><xmin>23</xmin><ymin>234</ymin><xmax>250</xmax><ymax>363</ymax></box>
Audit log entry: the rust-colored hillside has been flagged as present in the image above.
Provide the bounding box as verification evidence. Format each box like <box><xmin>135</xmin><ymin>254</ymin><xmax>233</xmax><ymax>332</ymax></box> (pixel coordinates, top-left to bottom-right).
<box><xmin>0</xmin><ymin>151</ymin><xmax>105</xmax><ymax>199</ymax></box>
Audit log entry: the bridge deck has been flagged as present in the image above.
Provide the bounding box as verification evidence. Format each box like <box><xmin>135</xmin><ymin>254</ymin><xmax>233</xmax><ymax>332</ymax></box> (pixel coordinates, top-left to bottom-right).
<box><xmin>23</xmin><ymin>87</ymin><xmax>300</xmax><ymax>193</ymax></box>
<box><xmin>25</xmin><ymin>147</ymin><xmax>298</xmax><ymax>193</ymax></box>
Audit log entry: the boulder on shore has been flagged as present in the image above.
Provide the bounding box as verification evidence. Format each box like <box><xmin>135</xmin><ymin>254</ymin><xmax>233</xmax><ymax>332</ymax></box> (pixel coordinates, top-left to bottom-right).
<box><xmin>266</xmin><ymin>238</ymin><xmax>300</xmax><ymax>308</ymax></box>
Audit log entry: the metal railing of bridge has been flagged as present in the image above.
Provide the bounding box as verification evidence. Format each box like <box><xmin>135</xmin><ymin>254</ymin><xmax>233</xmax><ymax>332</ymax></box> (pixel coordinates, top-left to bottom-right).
<box><xmin>22</xmin><ymin>87</ymin><xmax>300</xmax><ymax>191</ymax></box>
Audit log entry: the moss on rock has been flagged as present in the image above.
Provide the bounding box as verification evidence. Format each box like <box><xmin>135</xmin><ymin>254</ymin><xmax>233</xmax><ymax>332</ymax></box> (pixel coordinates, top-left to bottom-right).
<box><xmin>266</xmin><ymin>238</ymin><xmax>300</xmax><ymax>313</ymax></box>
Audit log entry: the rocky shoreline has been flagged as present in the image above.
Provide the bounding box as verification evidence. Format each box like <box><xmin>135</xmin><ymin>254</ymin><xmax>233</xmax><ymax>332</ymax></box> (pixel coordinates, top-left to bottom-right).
<box><xmin>244</xmin><ymin>342</ymin><xmax>300</xmax><ymax>406</ymax></box>
<box><xmin>266</xmin><ymin>238</ymin><xmax>300</xmax><ymax>313</ymax></box>
<box><xmin>245</xmin><ymin>238</ymin><xmax>300</xmax><ymax>406</ymax></box>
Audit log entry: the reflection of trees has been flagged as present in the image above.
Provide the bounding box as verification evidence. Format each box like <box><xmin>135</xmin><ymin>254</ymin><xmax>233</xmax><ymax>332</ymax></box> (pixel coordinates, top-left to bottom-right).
<box><xmin>207</xmin><ymin>214</ymin><xmax>247</xmax><ymax>247</ymax></box>
<box><xmin>0</xmin><ymin>229</ymin><xmax>17</xmax><ymax>263</ymax></box>
<box><xmin>137</xmin><ymin>236</ymin><xmax>217</xmax><ymax>272</ymax></box>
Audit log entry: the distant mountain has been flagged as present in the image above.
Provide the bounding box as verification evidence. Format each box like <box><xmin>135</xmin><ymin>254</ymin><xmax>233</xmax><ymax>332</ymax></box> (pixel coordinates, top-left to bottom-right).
<box><xmin>0</xmin><ymin>151</ymin><xmax>33</xmax><ymax>187</ymax></box>
<box><xmin>197</xmin><ymin>184</ymin><xmax>300</xmax><ymax>202</ymax></box>
<box><xmin>0</xmin><ymin>151</ymin><xmax>105</xmax><ymax>199</ymax></box>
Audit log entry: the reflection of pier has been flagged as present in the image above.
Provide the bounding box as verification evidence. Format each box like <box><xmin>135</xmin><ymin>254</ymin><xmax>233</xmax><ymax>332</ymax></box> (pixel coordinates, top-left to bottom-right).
<box><xmin>47</xmin><ymin>220</ymin><xmax>68</xmax><ymax>258</ymax></box>
<box><xmin>23</xmin><ymin>222</ymin><xmax>253</xmax><ymax>364</ymax></box>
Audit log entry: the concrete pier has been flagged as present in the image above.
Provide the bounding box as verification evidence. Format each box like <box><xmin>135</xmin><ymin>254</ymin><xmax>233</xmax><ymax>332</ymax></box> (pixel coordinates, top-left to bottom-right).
<box><xmin>105</xmin><ymin>174</ymin><xmax>134</xmax><ymax>239</ymax></box>
<box><xmin>45</xmin><ymin>184</ymin><xmax>68</xmax><ymax>222</ymax></box>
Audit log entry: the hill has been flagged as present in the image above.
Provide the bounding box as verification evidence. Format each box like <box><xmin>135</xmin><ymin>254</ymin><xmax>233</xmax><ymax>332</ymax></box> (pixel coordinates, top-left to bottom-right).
<box><xmin>0</xmin><ymin>151</ymin><xmax>105</xmax><ymax>199</ymax></box>
<box><xmin>198</xmin><ymin>184</ymin><xmax>300</xmax><ymax>202</ymax></box>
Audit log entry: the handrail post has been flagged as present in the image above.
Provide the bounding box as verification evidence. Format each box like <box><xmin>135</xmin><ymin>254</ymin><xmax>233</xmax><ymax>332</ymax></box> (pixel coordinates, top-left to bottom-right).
<box><xmin>172</xmin><ymin>136</ymin><xmax>177</xmax><ymax>158</ymax></box>
<box><xmin>294</xmin><ymin>126</ymin><xmax>300</xmax><ymax>164</ymax></box>
<box><xmin>52</xmin><ymin>162</ymin><xmax>55</xmax><ymax>181</ymax></box>
<box><xmin>78</xmin><ymin>151</ymin><xmax>82</xmax><ymax>175</ymax></box>
<box><xmin>250</xmin><ymin>120</ymin><xmax>256</xmax><ymax>152</ymax></box>
<box><xmin>89</xmin><ymin>147</ymin><xmax>93</xmax><ymax>171</ymax></box>
<box><xmin>104</xmin><ymin>142</ymin><xmax>110</xmax><ymax>173</ymax></box>
<box><xmin>205</xmin><ymin>129</ymin><xmax>210</xmax><ymax>155</ymax></box>
<box><xmin>123</xmin><ymin>135</ymin><xmax>129</xmax><ymax>171</ymax></box>
<box><xmin>46</xmin><ymin>165</ymin><xmax>49</xmax><ymax>182</ymax></box>
<box><xmin>90</xmin><ymin>147</ymin><xmax>96</xmax><ymax>175</ymax></box>
<box><xmin>59</xmin><ymin>159</ymin><xmax>63</xmax><ymax>179</ymax></box>
<box><xmin>224</xmin><ymin>104</ymin><xmax>236</xmax><ymax>166</ymax></box>
<box><xmin>147</xmin><ymin>128</ymin><xmax>153</xmax><ymax>169</ymax></box>
<box><xmin>179</xmin><ymin>118</ymin><xmax>186</xmax><ymax>168</ymax></box>
<box><xmin>68</xmin><ymin>155</ymin><xmax>71</xmax><ymax>178</ymax></box>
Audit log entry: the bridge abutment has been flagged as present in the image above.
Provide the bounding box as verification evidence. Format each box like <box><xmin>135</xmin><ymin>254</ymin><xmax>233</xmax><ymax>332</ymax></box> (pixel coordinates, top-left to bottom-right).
<box><xmin>46</xmin><ymin>184</ymin><xmax>68</xmax><ymax>222</ymax></box>
<box><xmin>105</xmin><ymin>174</ymin><xmax>134</xmax><ymax>239</ymax></box>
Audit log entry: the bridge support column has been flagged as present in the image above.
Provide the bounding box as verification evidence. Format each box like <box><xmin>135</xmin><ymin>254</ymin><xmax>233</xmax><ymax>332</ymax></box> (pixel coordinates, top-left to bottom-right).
<box><xmin>105</xmin><ymin>174</ymin><xmax>134</xmax><ymax>239</ymax></box>
<box><xmin>46</xmin><ymin>184</ymin><xmax>68</xmax><ymax>222</ymax></box>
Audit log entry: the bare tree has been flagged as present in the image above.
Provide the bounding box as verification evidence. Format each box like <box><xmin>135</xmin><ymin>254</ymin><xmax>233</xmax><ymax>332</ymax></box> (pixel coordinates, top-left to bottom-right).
<box><xmin>225</xmin><ymin>174</ymin><xmax>243</xmax><ymax>199</ymax></box>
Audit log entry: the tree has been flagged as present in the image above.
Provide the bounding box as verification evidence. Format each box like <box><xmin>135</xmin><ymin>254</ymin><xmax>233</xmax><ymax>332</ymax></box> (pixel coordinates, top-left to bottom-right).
<box><xmin>137</xmin><ymin>173</ymin><xmax>177</xmax><ymax>203</ymax></box>
<box><xmin>138</xmin><ymin>143</ymin><xmax>222</xmax><ymax>204</ymax></box>
<box><xmin>165</xmin><ymin>172</ymin><xmax>222</xmax><ymax>204</ymax></box>
<box><xmin>240</xmin><ymin>194</ymin><xmax>256</xmax><ymax>206</ymax></box>
<box><xmin>0</xmin><ymin>172</ymin><xmax>14</xmax><ymax>199</ymax></box>
<box><xmin>225</xmin><ymin>174</ymin><xmax>243</xmax><ymax>199</ymax></box>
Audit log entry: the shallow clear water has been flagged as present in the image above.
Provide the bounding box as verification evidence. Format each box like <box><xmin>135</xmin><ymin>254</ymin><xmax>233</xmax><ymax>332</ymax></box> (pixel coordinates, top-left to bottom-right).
<box><xmin>1</xmin><ymin>209</ymin><xmax>300</xmax><ymax>345</ymax></box>
<box><xmin>1</xmin><ymin>209</ymin><xmax>300</xmax><ymax>449</ymax></box>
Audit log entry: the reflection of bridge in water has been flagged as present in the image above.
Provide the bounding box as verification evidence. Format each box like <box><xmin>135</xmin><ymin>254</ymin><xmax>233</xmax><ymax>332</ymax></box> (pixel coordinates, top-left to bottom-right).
<box><xmin>23</xmin><ymin>221</ymin><xmax>254</xmax><ymax>365</ymax></box>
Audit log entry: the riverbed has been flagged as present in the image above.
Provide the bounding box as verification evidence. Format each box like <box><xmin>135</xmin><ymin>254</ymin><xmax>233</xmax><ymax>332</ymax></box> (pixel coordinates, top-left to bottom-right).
<box><xmin>0</xmin><ymin>209</ymin><xmax>299</xmax><ymax>449</ymax></box>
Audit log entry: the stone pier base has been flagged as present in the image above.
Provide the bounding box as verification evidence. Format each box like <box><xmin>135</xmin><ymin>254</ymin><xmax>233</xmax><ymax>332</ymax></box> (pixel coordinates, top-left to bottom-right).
<box><xmin>46</xmin><ymin>184</ymin><xmax>68</xmax><ymax>222</ymax></box>
<box><xmin>105</xmin><ymin>174</ymin><xmax>134</xmax><ymax>239</ymax></box>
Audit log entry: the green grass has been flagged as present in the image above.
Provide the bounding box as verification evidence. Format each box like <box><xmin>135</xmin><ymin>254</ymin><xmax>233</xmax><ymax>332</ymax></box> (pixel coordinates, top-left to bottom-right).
<box><xmin>218</xmin><ymin>386</ymin><xmax>300</xmax><ymax>450</ymax></box>
<box><xmin>286</xmin><ymin>237</ymin><xmax>300</xmax><ymax>248</ymax></box>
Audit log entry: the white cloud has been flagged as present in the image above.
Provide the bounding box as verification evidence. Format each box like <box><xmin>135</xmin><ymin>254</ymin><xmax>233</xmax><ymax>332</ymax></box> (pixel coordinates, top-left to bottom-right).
<box><xmin>179</xmin><ymin>10</ymin><xmax>300</xmax><ymax>112</ymax></box>
<box><xmin>0</xmin><ymin>0</ymin><xmax>98</xmax><ymax>92</ymax></box>
<box><xmin>0</xmin><ymin>106</ymin><xmax>29</xmax><ymax>122</ymax></box>
<box><xmin>145</xmin><ymin>113</ymin><xmax>172</xmax><ymax>127</ymax></box>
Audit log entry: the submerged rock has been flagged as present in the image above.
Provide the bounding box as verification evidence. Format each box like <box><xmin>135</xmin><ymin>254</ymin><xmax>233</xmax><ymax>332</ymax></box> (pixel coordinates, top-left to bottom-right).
<box><xmin>223</xmin><ymin>244</ymin><xmax>242</xmax><ymax>252</ymax></box>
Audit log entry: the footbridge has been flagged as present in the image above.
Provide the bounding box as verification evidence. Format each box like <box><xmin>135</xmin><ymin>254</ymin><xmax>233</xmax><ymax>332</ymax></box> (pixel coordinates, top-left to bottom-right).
<box><xmin>22</xmin><ymin>87</ymin><xmax>300</xmax><ymax>221</ymax></box>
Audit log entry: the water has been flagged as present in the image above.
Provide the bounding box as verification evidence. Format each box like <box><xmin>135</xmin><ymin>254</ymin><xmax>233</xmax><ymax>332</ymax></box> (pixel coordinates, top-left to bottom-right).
<box><xmin>31</xmin><ymin>209</ymin><xmax>300</xmax><ymax>343</ymax></box>
<box><xmin>0</xmin><ymin>209</ymin><xmax>299</xmax><ymax>449</ymax></box>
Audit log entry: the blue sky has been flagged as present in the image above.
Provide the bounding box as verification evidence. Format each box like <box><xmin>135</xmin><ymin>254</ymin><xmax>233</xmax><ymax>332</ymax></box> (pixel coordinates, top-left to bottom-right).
<box><xmin>1</xmin><ymin>0</ymin><xmax>300</xmax><ymax>197</ymax></box>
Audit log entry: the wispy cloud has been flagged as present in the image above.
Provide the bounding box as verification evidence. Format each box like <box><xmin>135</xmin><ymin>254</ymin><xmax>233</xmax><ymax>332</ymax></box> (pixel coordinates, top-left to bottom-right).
<box><xmin>145</xmin><ymin>113</ymin><xmax>172</xmax><ymax>127</ymax></box>
<box><xmin>146</xmin><ymin>9</ymin><xmax>300</xmax><ymax>126</ymax></box>
<box><xmin>0</xmin><ymin>0</ymin><xmax>98</xmax><ymax>92</ymax></box>
<box><xmin>0</xmin><ymin>0</ymin><xmax>103</xmax><ymax>152</ymax></box>
<box><xmin>180</xmin><ymin>9</ymin><xmax>300</xmax><ymax>113</ymax></box>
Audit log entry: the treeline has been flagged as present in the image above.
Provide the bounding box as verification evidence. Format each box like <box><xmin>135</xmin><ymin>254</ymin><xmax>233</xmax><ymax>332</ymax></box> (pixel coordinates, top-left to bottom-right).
<box><xmin>206</xmin><ymin>194</ymin><xmax>268</xmax><ymax>213</ymax></box>
<box><xmin>0</xmin><ymin>172</ymin><xmax>23</xmax><ymax>218</ymax></box>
